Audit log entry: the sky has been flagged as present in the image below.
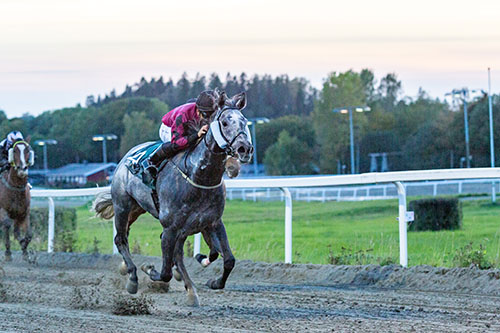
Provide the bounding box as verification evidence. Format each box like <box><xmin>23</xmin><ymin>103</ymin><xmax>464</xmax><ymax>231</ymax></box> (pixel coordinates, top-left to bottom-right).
<box><xmin>1</xmin><ymin>0</ymin><xmax>500</xmax><ymax>118</ymax></box>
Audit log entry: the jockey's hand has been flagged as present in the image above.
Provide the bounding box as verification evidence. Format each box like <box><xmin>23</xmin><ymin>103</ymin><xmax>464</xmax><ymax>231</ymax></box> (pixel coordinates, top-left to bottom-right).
<box><xmin>198</xmin><ymin>125</ymin><xmax>209</xmax><ymax>137</ymax></box>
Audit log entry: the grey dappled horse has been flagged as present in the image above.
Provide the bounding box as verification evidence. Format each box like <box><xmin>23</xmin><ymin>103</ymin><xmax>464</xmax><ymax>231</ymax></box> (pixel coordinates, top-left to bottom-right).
<box><xmin>0</xmin><ymin>139</ymin><xmax>34</xmax><ymax>261</ymax></box>
<box><xmin>94</xmin><ymin>92</ymin><xmax>253</xmax><ymax>306</ymax></box>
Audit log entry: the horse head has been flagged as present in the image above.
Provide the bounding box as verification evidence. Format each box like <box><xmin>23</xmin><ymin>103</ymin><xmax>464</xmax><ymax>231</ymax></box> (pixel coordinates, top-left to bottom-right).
<box><xmin>8</xmin><ymin>139</ymin><xmax>34</xmax><ymax>178</ymax></box>
<box><xmin>209</xmin><ymin>92</ymin><xmax>254</xmax><ymax>163</ymax></box>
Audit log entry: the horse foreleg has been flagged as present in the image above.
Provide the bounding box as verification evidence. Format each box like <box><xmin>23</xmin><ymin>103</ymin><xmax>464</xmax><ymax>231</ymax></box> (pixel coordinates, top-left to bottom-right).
<box><xmin>174</xmin><ymin>237</ymin><xmax>199</xmax><ymax>307</ymax></box>
<box><xmin>195</xmin><ymin>230</ymin><xmax>221</xmax><ymax>268</ymax></box>
<box><xmin>3</xmin><ymin>220</ymin><xmax>12</xmax><ymax>261</ymax></box>
<box><xmin>142</xmin><ymin>226</ymin><xmax>177</xmax><ymax>283</ymax></box>
<box><xmin>114</xmin><ymin>207</ymin><xmax>138</xmax><ymax>294</ymax></box>
<box><xmin>13</xmin><ymin>218</ymin><xmax>32</xmax><ymax>260</ymax></box>
<box><xmin>206</xmin><ymin>220</ymin><xmax>235</xmax><ymax>290</ymax></box>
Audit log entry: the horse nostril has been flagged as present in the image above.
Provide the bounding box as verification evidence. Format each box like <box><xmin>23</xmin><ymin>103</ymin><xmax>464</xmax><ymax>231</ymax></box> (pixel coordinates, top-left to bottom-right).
<box><xmin>237</xmin><ymin>147</ymin><xmax>246</xmax><ymax>155</ymax></box>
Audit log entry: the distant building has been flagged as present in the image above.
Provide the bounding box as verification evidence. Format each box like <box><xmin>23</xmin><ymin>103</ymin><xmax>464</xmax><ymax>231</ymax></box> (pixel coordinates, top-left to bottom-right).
<box><xmin>31</xmin><ymin>163</ymin><xmax>116</xmax><ymax>186</ymax></box>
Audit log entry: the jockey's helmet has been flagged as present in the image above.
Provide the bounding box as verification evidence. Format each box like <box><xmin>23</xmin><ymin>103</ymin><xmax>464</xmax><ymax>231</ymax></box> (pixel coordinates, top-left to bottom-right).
<box><xmin>196</xmin><ymin>89</ymin><xmax>224</xmax><ymax>118</ymax></box>
<box><xmin>7</xmin><ymin>131</ymin><xmax>23</xmax><ymax>143</ymax></box>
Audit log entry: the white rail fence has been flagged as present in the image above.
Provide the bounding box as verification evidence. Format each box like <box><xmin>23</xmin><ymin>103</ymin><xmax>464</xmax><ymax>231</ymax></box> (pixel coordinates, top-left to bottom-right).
<box><xmin>227</xmin><ymin>179</ymin><xmax>500</xmax><ymax>202</ymax></box>
<box><xmin>31</xmin><ymin>168</ymin><xmax>500</xmax><ymax>267</ymax></box>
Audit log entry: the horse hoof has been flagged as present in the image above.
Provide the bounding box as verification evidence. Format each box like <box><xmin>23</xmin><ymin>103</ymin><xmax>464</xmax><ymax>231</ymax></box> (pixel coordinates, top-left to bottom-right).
<box><xmin>4</xmin><ymin>253</ymin><xmax>12</xmax><ymax>262</ymax></box>
<box><xmin>119</xmin><ymin>261</ymin><xmax>128</xmax><ymax>275</ymax></box>
<box><xmin>173</xmin><ymin>267</ymin><xmax>182</xmax><ymax>281</ymax></box>
<box><xmin>140</xmin><ymin>263</ymin><xmax>155</xmax><ymax>275</ymax></box>
<box><xmin>186</xmin><ymin>294</ymin><xmax>200</xmax><ymax>307</ymax></box>
<box><xmin>206</xmin><ymin>279</ymin><xmax>223</xmax><ymax>290</ymax></box>
<box><xmin>126</xmin><ymin>279</ymin><xmax>138</xmax><ymax>294</ymax></box>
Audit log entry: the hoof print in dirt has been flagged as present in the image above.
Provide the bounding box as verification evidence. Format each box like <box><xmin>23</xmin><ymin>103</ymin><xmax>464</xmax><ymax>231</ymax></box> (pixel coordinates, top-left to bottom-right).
<box><xmin>112</xmin><ymin>294</ymin><xmax>155</xmax><ymax>316</ymax></box>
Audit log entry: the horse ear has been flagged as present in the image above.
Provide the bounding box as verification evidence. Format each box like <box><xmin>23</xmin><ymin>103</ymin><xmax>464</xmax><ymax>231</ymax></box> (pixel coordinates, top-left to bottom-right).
<box><xmin>218</xmin><ymin>91</ymin><xmax>227</xmax><ymax>108</ymax></box>
<box><xmin>233</xmin><ymin>92</ymin><xmax>247</xmax><ymax>111</ymax></box>
<box><xmin>25</xmin><ymin>135</ymin><xmax>31</xmax><ymax>144</ymax></box>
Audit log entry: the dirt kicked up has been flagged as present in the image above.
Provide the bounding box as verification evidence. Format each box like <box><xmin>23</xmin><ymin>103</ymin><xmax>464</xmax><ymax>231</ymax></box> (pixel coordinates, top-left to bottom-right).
<box><xmin>1</xmin><ymin>252</ymin><xmax>500</xmax><ymax>332</ymax></box>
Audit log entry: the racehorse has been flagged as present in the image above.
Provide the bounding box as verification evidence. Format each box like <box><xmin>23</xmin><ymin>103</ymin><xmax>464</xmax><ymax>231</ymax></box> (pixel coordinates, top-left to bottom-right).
<box><xmin>0</xmin><ymin>139</ymin><xmax>34</xmax><ymax>261</ymax></box>
<box><xmin>94</xmin><ymin>92</ymin><xmax>253</xmax><ymax>306</ymax></box>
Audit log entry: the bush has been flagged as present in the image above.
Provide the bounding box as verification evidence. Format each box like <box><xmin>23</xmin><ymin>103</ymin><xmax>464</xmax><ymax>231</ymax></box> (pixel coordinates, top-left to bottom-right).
<box><xmin>408</xmin><ymin>198</ymin><xmax>462</xmax><ymax>231</ymax></box>
<box><xmin>0</xmin><ymin>207</ymin><xmax>77</xmax><ymax>252</ymax></box>
<box><xmin>453</xmin><ymin>242</ymin><xmax>492</xmax><ymax>269</ymax></box>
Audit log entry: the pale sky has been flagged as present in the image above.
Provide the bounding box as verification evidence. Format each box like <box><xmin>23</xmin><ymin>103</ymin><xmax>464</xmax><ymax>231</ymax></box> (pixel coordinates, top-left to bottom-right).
<box><xmin>1</xmin><ymin>0</ymin><xmax>499</xmax><ymax>117</ymax></box>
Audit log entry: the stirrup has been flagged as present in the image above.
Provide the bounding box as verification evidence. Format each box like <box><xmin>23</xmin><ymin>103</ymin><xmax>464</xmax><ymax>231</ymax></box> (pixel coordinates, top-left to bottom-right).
<box><xmin>145</xmin><ymin>164</ymin><xmax>158</xmax><ymax>179</ymax></box>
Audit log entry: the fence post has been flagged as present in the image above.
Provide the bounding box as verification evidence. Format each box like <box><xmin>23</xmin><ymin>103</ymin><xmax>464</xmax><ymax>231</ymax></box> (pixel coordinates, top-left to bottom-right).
<box><xmin>394</xmin><ymin>182</ymin><xmax>408</xmax><ymax>267</ymax></box>
<box><xmin>280</xmin><ymin>187</ymin><xmax>292</xmax><ymax>264</ymax></box>
<box><xmin>194</xmin><ymin>233</ymin><xmax>201</xmax><ymax>256</ymax></box>
<box><xmin>47</xmin><ymin>197</ymin><xmax>55</xmax><ymax>253</ymax></box>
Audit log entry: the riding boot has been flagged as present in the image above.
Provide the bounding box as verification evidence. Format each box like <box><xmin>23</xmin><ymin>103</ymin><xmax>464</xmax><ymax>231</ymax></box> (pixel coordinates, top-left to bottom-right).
<box><xmin>0</xmin><ymin>159</ymin><xmax>8</xmax><ymax>173</ymax></box>
<box><xmin>143</xmin><ymin>142</ymin><xmax>177</xmax><ymax>181</ymax></box>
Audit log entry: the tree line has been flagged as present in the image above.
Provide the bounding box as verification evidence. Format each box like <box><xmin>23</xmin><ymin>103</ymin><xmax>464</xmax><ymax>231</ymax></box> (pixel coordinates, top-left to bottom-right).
<box><xmin>0</xmin><ymin>70</ymin><xmax>498</xmax><ymax>176</ymax></box>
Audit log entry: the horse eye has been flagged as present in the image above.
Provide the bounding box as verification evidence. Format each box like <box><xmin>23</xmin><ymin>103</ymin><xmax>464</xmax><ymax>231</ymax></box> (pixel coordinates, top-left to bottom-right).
<box><xmin>222</xmin><ymin>121</ymin><xmax>228</xmax><ymax>127</ymax></box>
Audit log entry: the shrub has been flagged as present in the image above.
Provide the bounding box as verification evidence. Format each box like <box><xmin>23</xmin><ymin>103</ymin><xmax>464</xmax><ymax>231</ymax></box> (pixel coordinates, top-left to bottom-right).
<box><xmin>327</xmin><ymin>246</ymin><xmax>394</xmax><ymax>266</ymax></box>
<box><xmin>453</xmin><ymin>242</ymin><xmax>492</xmax><ymax>269</ymax></box>
<box><xmin>408</xmin><ymin>198</ymin><xmax>462</xmax><ymax>231</ymax></box>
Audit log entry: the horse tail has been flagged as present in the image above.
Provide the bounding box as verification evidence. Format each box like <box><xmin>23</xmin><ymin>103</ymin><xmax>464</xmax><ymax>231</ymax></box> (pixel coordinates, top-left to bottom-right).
<box><xmin>93</xmin><ymin>190</ymin><xmax>115</xmax><ymax>219</ymax></box>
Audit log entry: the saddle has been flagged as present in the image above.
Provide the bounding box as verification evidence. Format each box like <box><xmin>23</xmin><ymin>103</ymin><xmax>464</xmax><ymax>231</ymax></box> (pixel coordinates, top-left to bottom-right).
<box><xmin>125</xmin><ymin>141</ymin><xmax>165</xmax><ymax>190</ymax></box>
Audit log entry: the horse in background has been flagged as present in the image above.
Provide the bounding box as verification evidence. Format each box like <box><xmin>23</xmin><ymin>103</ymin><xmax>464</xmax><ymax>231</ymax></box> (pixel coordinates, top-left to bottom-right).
<box><xmin>0</xmin><ymin>139</ymin><xmax>34</xmax><ymax>261</ymax></box>
<box><xmin>94</xmin><ymin>92</ymin><xmax>253</xmax><ymax>306</ymax></box>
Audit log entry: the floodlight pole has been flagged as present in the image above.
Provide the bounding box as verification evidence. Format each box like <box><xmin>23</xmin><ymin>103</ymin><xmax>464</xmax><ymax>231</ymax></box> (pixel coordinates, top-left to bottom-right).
<box><xmin>93</xmin><ymin>134</ymin><xmax>117</xmax><ymax>164</ymax></box>
<box><xmin>463</xmin><ymin>97</ymin><xmax>471</xmax><ymax>168</ymax></box>
<box><xmin>333</xmin><ymin>106</ymin><xmax>370</xmax><ymax>174</ymax></box>
<box><xmin>488</xmin><ymin>68</ymin><xmax>496</xmax><ymax>202</ymax></box>
<box><xmin>251</xmin><ymin>123</ymin><xmax>258</xmax><ymax>176</ymax></box>
<box><xmin>248</xmin><ymin>118</ymin><xmax>269</xmax><ymax>176</ymax></box>
<box><xmin>35</xmin><ymin>139</ymin><xmax>58</xmax><ymax>171</ymax></box>
<box><xmin>348</xmin><ymin>108</ymin><xmax>355</xmax><ymax>175</ymax></box>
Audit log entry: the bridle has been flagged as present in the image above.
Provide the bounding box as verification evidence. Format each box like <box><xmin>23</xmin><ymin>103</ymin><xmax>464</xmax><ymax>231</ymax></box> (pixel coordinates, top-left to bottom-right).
<box><xmin>8</xmin><ymin>140</ymin><xmax>34</xmax><ymax>170</ymax></box>
<box><xmin>206</xmin><ymin>106</ymin><xmax>251</xmax><ymax>157</ymax></box>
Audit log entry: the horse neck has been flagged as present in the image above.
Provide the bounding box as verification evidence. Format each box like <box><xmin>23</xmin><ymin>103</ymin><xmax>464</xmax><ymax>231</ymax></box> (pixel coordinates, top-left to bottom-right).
<box><xmin>186</xmin><ymin>130</ymin><xmax>226</xmax><ymax>185</ymax></box>
<box><xmin>7</xmin><ymin>167</ymin><xmax>27</xmax><ymax>188</ymax></box>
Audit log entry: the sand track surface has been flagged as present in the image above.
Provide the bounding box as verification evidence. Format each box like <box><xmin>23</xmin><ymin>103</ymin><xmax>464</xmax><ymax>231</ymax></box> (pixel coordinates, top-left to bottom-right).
<box><xmin>1</xmin><ymin>252</ymin><xmax>500</xmax><ymax>332</ymax></box>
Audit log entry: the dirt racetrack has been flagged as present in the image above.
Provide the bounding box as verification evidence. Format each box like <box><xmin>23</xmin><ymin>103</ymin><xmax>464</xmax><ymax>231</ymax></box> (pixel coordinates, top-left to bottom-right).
<box><xmin>1</xmin><ymin>252</ymin><xmax>500</xmax><ymax>332</ymax></box>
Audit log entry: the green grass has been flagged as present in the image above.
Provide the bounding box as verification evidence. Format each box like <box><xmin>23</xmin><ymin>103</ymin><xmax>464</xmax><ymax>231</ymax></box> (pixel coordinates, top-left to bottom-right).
<box><xmin>70</xmin><ymin>198</ymin><xmax>500</xmax><ymax>268</ymax></box>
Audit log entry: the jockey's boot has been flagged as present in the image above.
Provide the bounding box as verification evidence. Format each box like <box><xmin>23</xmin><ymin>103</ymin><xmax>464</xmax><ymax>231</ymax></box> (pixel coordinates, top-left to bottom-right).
<box><xmin>0</xmin><ymin>158</ymin><xmax>9</xmax><ymax>173</ymax></box>
<box><xmin>143</xmin><ymin>143</ymin><xmax>176</xmax><ymax>183</ymax></box>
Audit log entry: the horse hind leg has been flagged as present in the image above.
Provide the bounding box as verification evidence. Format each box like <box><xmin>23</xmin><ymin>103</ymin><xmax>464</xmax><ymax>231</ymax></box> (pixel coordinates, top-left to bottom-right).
<box><xmin>114</xmin><ymin>206</ymin><xmax>139</xmax><ymax>294</ymax></box>
<box><xmin>3</xmin><ymin>220</ymin><xmax>12</xmax><ymax>261</ymax></box>
<box><xmin>119</xmin><ymin>205</ymin><xmax>145</xmax><ymax>276</ymax></box>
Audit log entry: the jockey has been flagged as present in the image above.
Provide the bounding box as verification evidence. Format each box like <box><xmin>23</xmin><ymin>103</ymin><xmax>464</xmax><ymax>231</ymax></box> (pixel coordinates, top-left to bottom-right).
<box><xmin>0</xmin><ymin>131</ymin><xmax>24</xmax><ymax>172</ymax></box>
<box><xmin>143</xmin><ymin>89</ymin><xmax>222</xmax><ymax>181</ymax></box>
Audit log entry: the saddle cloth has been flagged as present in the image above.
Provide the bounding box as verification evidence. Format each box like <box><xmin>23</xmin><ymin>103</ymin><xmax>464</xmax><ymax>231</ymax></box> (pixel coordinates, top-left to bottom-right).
<box><xmin>125</xmin><ymin>141</ymin><xmax>163</xmax><ymax>189</ymax></box>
